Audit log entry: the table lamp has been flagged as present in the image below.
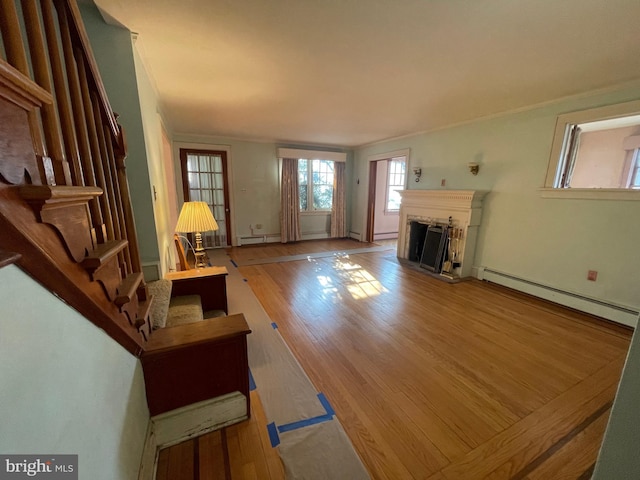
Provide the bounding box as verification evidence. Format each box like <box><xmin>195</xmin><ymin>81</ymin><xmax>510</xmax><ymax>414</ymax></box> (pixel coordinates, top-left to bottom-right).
<box><xmin>175</xmin><ymin>201</ymin><xmax>218</xmax><ymax>268</ymax></box>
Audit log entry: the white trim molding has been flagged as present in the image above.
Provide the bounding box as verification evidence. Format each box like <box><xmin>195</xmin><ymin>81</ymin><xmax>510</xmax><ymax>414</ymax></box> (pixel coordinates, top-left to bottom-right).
<box><xmin>477</xmin><ymin>267</ymin><xmax>639</xmax><ymax>328</ymax></box>
<box><xmin>277</xmin><ymin>148</ymin><xmax>347</xmax><ymax>162</ymax></box>
<box><xmin>539</xmin><ymin>188</ymin><xmax>640</xmax><ymax>201</ymax></box>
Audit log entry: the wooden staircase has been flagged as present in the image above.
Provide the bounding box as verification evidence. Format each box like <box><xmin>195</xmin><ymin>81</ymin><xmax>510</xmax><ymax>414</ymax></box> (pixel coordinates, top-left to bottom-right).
<box><xmin>0</xmin><ymin>0</ymin><xmax>150</xmax><ymax>355</ymax></box>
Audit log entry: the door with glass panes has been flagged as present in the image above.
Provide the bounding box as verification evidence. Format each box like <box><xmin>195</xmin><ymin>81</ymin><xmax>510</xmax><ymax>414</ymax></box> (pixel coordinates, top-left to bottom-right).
<box><xmin>179</xmin><ymin>149</ymin><xmax>231</xmax><ymax>247</ymax></box>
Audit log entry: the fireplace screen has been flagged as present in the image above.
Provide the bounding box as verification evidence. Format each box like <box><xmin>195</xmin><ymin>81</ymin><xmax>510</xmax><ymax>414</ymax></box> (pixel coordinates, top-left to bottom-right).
<box><xmin>420</xmin><ymin>225</ymin><xmax>449</xmax><ymax>273</ymax></box>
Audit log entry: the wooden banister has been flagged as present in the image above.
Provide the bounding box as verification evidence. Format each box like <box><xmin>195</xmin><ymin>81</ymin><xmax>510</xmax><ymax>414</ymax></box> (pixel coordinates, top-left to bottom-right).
<box><xmin>21</xmin><ymin>0</ymin><xmax>71</xmax><ymax>186</ymax></box>
<box><xmin>1</xmin><ymin>3</ymin><xmax>251</xmax><ymax>421</ymax></box>
<box><xmin>0</xmin><ymin>0</ymin><xmax>146</xmax><ymax>354</ymax></box>
<box><xmin>0</xmin><ymin>0</ymin><xmax>49</xmax><ymax>183</ymax></box>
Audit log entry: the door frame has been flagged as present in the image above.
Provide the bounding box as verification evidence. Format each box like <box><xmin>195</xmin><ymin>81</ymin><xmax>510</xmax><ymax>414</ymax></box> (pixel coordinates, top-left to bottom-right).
<box><xmin>364</xmin><ymin>148</ymin><xmax>411</xmax><ymax>243</ymax></box>
<box><xmin>179</xmin><ymin>148</ymin><xmax>232</xmax><ymax>247</ymax></box>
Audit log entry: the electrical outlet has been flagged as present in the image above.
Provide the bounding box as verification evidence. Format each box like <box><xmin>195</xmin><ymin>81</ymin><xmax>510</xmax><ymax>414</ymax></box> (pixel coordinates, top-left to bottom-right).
<box><xmin>255</xmin><ymin>223</ymin><xmax>263</xmax><ymax>230</ymax></box>
<box><xmin>587</xmin><ymin>270</ymin><xmax>598</xmax><ymax>281</ymax></box>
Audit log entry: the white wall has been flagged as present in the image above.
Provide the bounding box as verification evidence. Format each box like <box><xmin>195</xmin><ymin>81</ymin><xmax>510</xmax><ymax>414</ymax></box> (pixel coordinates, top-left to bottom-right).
<box><xmin>133</xmin><ymin>40</ymin><xmax>176</xmax><ymax>277</ymax></box>
<box><xmin>354</xmin><ymin>84</ymin><xmax>640</xmax><ymax>315</ymax></box>
<box><xmin>0</xmin><ymin>265</ymin><xmax>149</xmax><ymax>480</ymax></box>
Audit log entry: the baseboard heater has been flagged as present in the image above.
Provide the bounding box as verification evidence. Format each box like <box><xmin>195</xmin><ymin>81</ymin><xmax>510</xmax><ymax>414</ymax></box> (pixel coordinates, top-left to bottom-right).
<box><xmin>477</xmin><ymin>267</ymin><xmax>639</xmax><ymax>328</ymax></box>
<box><xmin>236</xmin><ymin>234</ymin><xmax>280</xmax><ymax>246</ymax></box>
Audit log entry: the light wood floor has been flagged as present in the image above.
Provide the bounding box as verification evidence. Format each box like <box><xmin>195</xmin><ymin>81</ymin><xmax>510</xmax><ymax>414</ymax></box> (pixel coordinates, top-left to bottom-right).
<box><xmin>160</xmin><ymin>239</ymin><xmax>631</xmax><ymax>479</ymax></box>
<box><xmin>230</xmin><ymin>239</ymin><xmax>631</xmax><ymax>479</ymax></box>
<box><xmin>155</xmin><ymin>390</ymin><xmax>284</xmax><ymax>480</ymax></box>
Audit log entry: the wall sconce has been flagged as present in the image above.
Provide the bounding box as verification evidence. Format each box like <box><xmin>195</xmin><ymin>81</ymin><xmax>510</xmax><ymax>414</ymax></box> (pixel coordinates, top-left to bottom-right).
<box><xmin>468</xmin><ymin>162</ymin><xmax>479</xmax><ymax>175</ymax></box>
<box><xmin>413</xmin><ymin>167</ymin><xmax>422</xmax><ymax>182</ymax></box>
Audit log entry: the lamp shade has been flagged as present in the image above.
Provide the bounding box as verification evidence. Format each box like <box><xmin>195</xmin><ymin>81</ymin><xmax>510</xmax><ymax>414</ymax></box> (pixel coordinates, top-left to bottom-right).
<box><xmin>175</xmin><ymin>201</ymin><xmax>218</xmax><ymax>233</ymax></box>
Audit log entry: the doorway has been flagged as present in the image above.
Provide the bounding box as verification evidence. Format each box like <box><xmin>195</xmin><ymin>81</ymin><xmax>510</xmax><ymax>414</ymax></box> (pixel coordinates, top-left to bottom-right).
<box><xmin>179</xmin><ymin>149</ymin><xmax>231</xmax><ymax>247</ymax></box>
<box><xmin>365</xmin><ymin>154</ymin><xmax>407</xmax><ymax>243</ymax></box>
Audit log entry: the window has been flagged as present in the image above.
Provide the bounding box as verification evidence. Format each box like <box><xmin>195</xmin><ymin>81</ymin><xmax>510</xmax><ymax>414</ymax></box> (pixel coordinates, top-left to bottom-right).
<box><xmin>543</xmin><ymin>100</ymin><xmax>640</xmax><ymax>199</ymax></box>
<box><xmin>627</xmin><ymin>147</ymin><xmax>640</xmax><ymax>189</ymax></box>
<box><xmin>298</xmin><ymin>159</ymin><xmax>334</xmax><ymax>211</ymax></box>
<box><xmin>386</xmin><ymin>157</ymin><xmax>406</xmax><ymax>211</ymax></box>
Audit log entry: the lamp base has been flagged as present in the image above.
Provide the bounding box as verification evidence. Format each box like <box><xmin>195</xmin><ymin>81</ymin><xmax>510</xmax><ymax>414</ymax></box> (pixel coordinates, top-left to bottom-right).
<box><xmin>194</xmin><ymin>250</ymin><xmax>208</xmax><ymax>268</ymax></box>
<box><xmin>194</xmin><ymin>232</ymin><xmax>208</xmax><ymax>268</ymax></box>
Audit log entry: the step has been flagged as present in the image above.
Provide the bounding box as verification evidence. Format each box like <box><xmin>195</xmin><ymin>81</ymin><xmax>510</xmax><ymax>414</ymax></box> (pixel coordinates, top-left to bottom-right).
<box><xmin>82</xmin><ymin>239</ymin><xmax>128</xmax><ymax>274</ymax></box>
<box><xmin>115</xmin><ymin>271</ymin><xmax>143</xmax><ymax>307</ymax></box>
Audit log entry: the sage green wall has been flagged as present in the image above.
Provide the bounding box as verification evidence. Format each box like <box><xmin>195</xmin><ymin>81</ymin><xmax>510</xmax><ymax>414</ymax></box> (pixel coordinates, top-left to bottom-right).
<box><xmin>80</xmin><ymin>3</ymin><xmax>161</xmax><ymax>278</ymax></box>
<box><xmin>173</xmin><ymin>134</ymin><xmax>353</xmax><ymax>244</ymax></box>
<box><xmin>0</xmin><ymin>265</ymin><xmax>149</xmax><ymax>480</ymax></box>
<box><xmin>355</xmin><ymin>85</ymin><xmax>640</xmax><ymax>312</ymax></box>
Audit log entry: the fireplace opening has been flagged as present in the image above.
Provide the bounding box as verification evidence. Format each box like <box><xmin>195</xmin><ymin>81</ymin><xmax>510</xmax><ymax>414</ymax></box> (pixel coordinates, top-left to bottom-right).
<box><xmin>408</xmin><ymin>221</ymin><xmax>429</xmax><ymax>262</ymax></box>
<box><xmin>408</xmin><ymin>221</ymin><xmax>450</xmax><ymax>273</ymax></box>
<box><xmin>420</xmin><ymin>225</ymin><xmax>449</xmax><ymax>273</ymax></box>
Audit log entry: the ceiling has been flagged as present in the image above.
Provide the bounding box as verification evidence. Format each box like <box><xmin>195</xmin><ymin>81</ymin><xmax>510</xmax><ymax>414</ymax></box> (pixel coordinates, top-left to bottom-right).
<box><xmin>93</xmin><ymin>0</ymin><xmax>640</xmax><ymax>148</ymax></box>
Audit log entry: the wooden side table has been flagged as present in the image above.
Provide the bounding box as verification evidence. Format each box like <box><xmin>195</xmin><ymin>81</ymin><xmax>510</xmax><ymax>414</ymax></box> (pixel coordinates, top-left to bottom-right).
<box><xmin>165</xmin><ymin>266</ymin><xmax>228</xmax><ymax>314</ymax></box>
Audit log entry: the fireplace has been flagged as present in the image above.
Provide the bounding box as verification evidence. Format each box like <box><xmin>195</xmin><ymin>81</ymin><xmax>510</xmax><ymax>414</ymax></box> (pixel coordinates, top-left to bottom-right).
<box><xmin>420</xmin><ymin>224</ymin><xmax>449</xmax><ymax>273</ymax></box>
<box><xmin>409</xmin><ymin>221</ymin><xmax>450</xmax><ymax>273</ymax></box>
<box><xmin>398</xmin><ymin>190</ymin><xmax>488</xmax><ymax>278</ymax></box>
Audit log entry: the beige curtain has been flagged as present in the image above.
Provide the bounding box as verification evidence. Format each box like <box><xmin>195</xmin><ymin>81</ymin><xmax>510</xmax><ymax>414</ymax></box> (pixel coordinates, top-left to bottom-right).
<box><xmin>330</xmin><ymin>161</ymin><xmax>346</xmax><ymax>238</ymax></box>
<box><xmin>280</xmin><ymin>158</ymin><xmax>302</xmax><ymax>243</ymax></box>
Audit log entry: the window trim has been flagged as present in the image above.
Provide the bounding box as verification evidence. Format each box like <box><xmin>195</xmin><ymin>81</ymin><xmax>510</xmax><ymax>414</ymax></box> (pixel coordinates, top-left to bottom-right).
<box><xmin>543</xmin><ymin>99</ymin><xmax>640</xmax><ymax>201</ymax></box>
<box><xmin>626</xmin><ymin>148</ymin><xmax>640</xmax><ymax>189</ymax></box>
<box><xmin>385</xmin><ymin>157</ymin><xmax>406</xmax><ymax>213</ymax></box>
<box><xmin>298</xmin><ymin>158</ymin><xmax>335</xmax><ymax>213</ymax></box>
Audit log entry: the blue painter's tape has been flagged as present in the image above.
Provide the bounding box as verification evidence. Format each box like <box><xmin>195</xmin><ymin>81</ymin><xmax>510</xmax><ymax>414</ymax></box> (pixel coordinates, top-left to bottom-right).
<box><xmin>230</xmin><ymin>259</ymin><xmax>238</xmax><ymax>268</ymax></box>
<box><xmin>271</xmin><ymin>322</ymin><xmax>278</xmax><ymax>329</ymax></box>
<box><xmin>249</xmin><ymin>369</ymin><xmax>256</xmax><ymax>391</ymax></box>
<box><xmin>277</xmin><ymin>414</ymin><xmax>333</xmax><ymax>433</ymax></box>
<box><xmin>317</xmin><ymin>393</ymin><xmax>335</xmax><ymax>416</ymax></box>
<box><xmin>267</xmin><ymin>422</ymin><xmax>280</xmax><ymax>447</ymax></box>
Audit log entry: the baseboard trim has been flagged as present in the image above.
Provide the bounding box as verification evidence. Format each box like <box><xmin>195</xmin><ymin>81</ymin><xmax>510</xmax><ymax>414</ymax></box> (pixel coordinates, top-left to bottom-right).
<box><xmin>477</xmin><ymin>267</ymin><xmax>639</xmax><ymax>328</ymax></box>
<box><xmin>236</xmin><ymin>234</ymin><xmax>280</xmax><ymax>246</ymax></box>
<box><xmin>137</xmin><ymin>392</ymin><xmax>248</xmax><ymax>480</ymax></box>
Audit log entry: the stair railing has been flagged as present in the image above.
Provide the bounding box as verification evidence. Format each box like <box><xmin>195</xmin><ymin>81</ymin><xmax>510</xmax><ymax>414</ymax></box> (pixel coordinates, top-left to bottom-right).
<box><xmin>0</xmin><ymin>0</ymin><xmax>150</xmax><ymax>354</ymax></box>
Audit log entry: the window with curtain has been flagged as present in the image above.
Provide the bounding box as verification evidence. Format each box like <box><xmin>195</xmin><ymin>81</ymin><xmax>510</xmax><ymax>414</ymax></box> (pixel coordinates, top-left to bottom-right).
<box><xmin>278</xmin><ymin>148</ymin><xmax>347</xmax><ymax>241</ymax></box>
<box><xmin>298</xmin><ymin>159</ymin><xmax>335</xmax><ymax>211</ymax></box>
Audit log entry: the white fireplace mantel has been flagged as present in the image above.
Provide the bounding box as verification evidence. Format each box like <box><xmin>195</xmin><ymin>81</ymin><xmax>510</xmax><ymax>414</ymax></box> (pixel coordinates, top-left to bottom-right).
<box><xmin>397</xmin><ymin>190</ymin><xmax>488</xmax><ymax>278</ymax></box>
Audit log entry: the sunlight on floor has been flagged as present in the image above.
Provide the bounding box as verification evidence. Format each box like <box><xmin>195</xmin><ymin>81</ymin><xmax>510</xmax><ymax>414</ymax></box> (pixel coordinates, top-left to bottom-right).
<box><xmin>315</xmin><ymin>254</ymin><xmax>388</xmax><ymax>300</ymax></box>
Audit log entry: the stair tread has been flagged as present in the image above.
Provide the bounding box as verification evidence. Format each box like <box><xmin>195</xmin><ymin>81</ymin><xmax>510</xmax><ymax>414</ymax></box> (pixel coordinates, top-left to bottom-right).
<box><xmin>136</xmin><ymin>296</ymin><xmax>153</xmax><ymax>329</ymax></box>
<box><xmin>82</xmin><ymin>239</ymin><xmax>128</xmax><ymax>271</ymax></box>
<box><xmin>115</xmin><ymin>272</ymin><xmax>144</xmax><ymax>307</ymax></box>
<box><xmin>20</xmin><ymin>185</ymin><xmax>103</xmax><ymax>202</ymax></box>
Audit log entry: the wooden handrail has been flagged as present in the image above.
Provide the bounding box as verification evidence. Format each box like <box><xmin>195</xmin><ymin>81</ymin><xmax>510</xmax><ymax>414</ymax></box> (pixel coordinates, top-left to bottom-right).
<box><xmin>57</xmin><ymin>0</ymin><xmax>121</xmax><ymax>143</ymax></box>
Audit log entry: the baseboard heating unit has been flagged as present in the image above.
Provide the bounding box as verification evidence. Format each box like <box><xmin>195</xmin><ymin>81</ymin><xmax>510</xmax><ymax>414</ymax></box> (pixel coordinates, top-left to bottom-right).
<box><xmin>477</xmin><ymin>267</ymin><xmax>638</xmax><ymax>328</ymax></box>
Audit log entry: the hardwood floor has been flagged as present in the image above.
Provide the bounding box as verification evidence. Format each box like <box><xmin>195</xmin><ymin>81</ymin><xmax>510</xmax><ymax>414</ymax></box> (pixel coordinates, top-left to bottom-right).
<box><xmin>229</xmin><ymin>239</ymin><xmax>631</xmax><ymax>479</ymax></box>
<box><xmin>155</xmin><ymin>390</ymin><xmax>284</xmax><ymax>480</ymax></box>
<box><xmin>158</xmin><ymin>239</ymin><xmax>631</xmax><ymax>479</ymax></box>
